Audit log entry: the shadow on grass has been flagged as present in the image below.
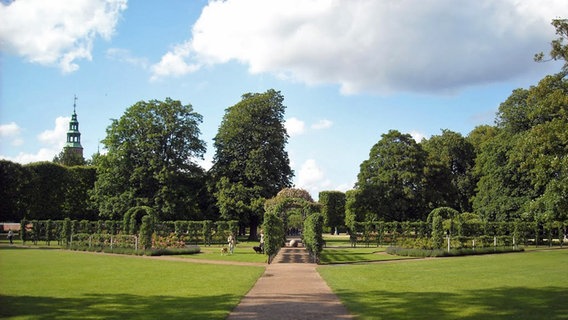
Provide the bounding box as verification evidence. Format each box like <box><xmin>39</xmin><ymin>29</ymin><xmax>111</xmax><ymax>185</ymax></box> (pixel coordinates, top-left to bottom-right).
<box><xmin>336</xmin><ymin>286</ymin><xmax>568</xmax><ymax>320</ymax></box>
<box><xmin>0</xmin><ymin>293</ymin><xmax>238</xmax><ymax>320</ymax></box>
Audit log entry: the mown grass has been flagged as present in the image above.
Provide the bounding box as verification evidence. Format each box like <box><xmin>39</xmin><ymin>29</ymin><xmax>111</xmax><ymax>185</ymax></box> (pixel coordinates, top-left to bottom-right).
<box><xmin>180</xmin><ymin>241</ymin><xmax>267</xmax><ymax>263</ymax></box>
<box><xmin>318</xmin><ymin>249</ymin><xmax>568</xmax><ymax>319</ymax></box>
<box><xmin>0</xmin><ymin>247</ymin><xmax>264</xmax><ymax>319</ymax></box>
<box><xmin>320</xmin><ymin>247</ymin><xmax>411</xmax><ymax>264</ymax></box>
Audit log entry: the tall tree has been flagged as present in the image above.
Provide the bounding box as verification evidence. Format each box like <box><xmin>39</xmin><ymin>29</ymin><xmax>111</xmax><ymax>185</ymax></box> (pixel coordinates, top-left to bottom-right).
<box><xmin>474</xmin><ymin>73</ymin><xmax>568</xmax><ymax>222</ymax></box>
<box><xmin>63</xmin><ymin>166</ymin><xmax>97</xmax><ymax>220</ymax></box>
<box><xmin>422</xmin><ymin>130</ymin><xmax>475</xmax><ymax>213</ymax></box>
<box><xmin>91</xmin><ymin>98</ymin><xmax>206</xmax><ymax>220</ymax></box>
<box><xmin>211</xmin><ymin>89</ymin><xmax>293</xmax><ymax>239</ymax></box>
<box><xmin>319</xmin><ymin>191</ymin><xmax>346</xmax><ymax>234</ymax></box>
<box><xmin>356</xmin><ymin>130</ymin><xmax>427</xmax><ymax>221</ymax></box>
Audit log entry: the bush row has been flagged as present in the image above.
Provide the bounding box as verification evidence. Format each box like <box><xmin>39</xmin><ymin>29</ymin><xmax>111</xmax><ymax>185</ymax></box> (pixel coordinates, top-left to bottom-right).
<box><xmin>386</xmin><ymin>245</ymin><xmax>525</xmax><ymax>258</ymax></box>
<box><xmin>17</xmin><ymin>218</ymin><xmax>239</xmax><ymax>246</ymax></box>
<box><xmin>351</xmin><ymin>220</ymin><xmax>567</xmax><ymax>248</ymax></box>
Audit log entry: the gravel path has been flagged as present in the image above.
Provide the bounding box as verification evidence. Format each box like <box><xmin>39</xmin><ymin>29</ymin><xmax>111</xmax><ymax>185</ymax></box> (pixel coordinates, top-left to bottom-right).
<box><xmin>227</xmin><ymin>247</ymin><xmax>354</xmax><ymax>319</ymax></box>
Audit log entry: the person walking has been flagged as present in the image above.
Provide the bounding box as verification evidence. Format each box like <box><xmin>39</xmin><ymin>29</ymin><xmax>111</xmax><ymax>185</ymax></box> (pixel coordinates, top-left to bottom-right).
<box><xmin>228</xmin><ymin>234</ymin><xmax>235</xmax><ymax>254</ymax></box>
<box><xmin>259</xmin><ymin>231</ymin><xmax>265</xmax><ymax>253</ymax></box>
<box><xmin>7</xmin><ymin>230</ymin><xmax>14</xmax><ymax>245</ymax></box>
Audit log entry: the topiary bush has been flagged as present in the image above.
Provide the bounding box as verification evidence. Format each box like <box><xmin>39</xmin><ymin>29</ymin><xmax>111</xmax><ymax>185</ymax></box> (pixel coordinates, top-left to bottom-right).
<box><xmin>263</xmin><ymin>211</ymin><xmax>284</xmax><ymax>263</ymax></box>
<box><xmin>303</xmin><ymin>213</ymin><xmax>324</xmax><ymax>263</ymax></box>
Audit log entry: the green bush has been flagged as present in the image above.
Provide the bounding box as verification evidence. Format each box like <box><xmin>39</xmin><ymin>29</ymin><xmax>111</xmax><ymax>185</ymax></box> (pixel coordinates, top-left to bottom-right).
<box><xmin>263</xmin><ymin>211</ymin><xmax>284</xmax><ymax>263</ymax></box>
<box><xmin>303</xmin><ymin>213</ymin><xmax>324</xmax><ymax>263</ymax></box>
<box><xmin>387</xmin><ymin>245</ymin><xmax>524</xmax><ymax>257</ymax></box>
<box><xmin>139</xmin><ymin>215</ymin><xmax>154</xmax><ymax>250</ymax></box>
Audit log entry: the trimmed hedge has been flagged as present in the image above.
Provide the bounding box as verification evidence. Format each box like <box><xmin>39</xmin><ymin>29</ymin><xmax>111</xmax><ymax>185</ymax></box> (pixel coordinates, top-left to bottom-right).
<box><xmin>387</xmin><ymin>245</ymin><xmax>524</xmax><ymax>257</ymax></box>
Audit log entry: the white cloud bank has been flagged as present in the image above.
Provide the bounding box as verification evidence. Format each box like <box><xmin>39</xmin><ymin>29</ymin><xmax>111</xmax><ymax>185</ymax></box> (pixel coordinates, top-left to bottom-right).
<box><xmin>152</xmin><ymin>0</ymin><xmax>567</xmax><ymax>94</ymax></box>
<box><xmin>0</xmin><ymin>117</ymin><xmax>69</xmax><ymax>164</ymax></box>
<box><xmin>0</xmin><ymin>122</ymin><xmax>23</xmax><ymax>146</ymax></box>
<box><xmin>0</xmin><ymin>0</ymin><xmax>127</xmax><ymax>73</ymax></box>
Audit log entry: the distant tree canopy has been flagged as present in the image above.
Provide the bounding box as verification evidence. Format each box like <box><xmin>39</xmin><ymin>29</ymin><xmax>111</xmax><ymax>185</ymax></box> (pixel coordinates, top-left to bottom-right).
<box><xmin>474</xmin><ymin>73</ymin><xmax>568</xmax><ymax>222</ymax></box>
<box><xmin>91</xmin><ymin>98</ymin><xmax>207</xmax><ymax>221</ymax></box>
<box><xmin>2</xmin><ymin>20</ymin><xmax>567</xmax><ymax>229</ymax></box>
<box><xmin>319</xmin><ymin>191</ymin><xmax>346</xmax><ymax>233</ymax></box>
<box><xmin>53</xmin><ymin>148</ymin><xmax>85</xmax><ymax>166</ymax></box>
<box><xmin>356</xmin><ymin>130</ymin><xmax>428</xmax><ymax>221</ymax></box>
<box><xmin>211</xmin><ymin>89</ymin><xmax>293</xmax><ymax>239</ymax></box>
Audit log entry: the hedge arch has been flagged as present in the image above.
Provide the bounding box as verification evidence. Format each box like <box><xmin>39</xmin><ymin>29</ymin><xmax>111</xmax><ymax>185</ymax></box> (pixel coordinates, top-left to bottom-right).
<box><xmin>124</xmin><ymin>206</ymin><xmax>155</xmax><ymax>235</ymax></box>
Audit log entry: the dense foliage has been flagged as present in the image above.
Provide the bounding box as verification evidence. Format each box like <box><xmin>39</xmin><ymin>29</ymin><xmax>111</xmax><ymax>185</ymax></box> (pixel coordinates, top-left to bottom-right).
<box><xmin>210</xmin><ymin>89</ymin><xmax>293</xmax><ymax>240</ymax></box>
<box><xmin>91</xmin><ymin>98</ymin><xmax>207</xmax><ymax>221</ymax></box>
<box><xmin>303</xmin><ymin>213</ymin><xmax>324</xmax><ymax>263</ymax></box>
<box><xmin>319</xmin><ymin>191</ymin><xmax>346</xmax><ymax>233</ymax></box>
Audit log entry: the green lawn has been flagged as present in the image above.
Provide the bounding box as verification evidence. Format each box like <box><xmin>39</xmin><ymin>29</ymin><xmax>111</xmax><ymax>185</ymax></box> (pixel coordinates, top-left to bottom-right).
<box><xmin>318</xmin><ymin>249</ymin><xmax>568</xmax><ymax>319</ymax></box>
<box><xmin>0</xmin><ymin>246</ymin><xmax>264</xmax><ymax>319</ymax></box>
<box><xmin>181</xmin><ymin>241</ymin><xmax>267</xmax><ymax>263</ymax></box>
<box><xmin>320</xmin><ymin>247</ymin><xmax>411</xmax><ymax>264</ymax></box>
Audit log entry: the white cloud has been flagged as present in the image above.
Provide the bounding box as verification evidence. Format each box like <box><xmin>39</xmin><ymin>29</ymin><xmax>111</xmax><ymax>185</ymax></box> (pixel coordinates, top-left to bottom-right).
<box><xmin>150</xmin><ymin>41</ymin><xmax>201</xmax><ymax>81</ymax></box>
<box><xmin>296</xmin><ymin>159</ymin><xmax>332</xmax><ymax>197</ymax></box>
<box><xmin>198</xmin><ymin>153</ymin><xmax>214</xmax><ymax>171</ymax></box>
<box><xmin>38</xmin><ymin>116</ymin><xmax>69</xmax><ymax>148</ymax></box>
<box><xmin>0</xmin><ymin>117</ymin><xmax>69</xmax><ymax>164</ymax></box>
<box><xmin>0</xmin><ymin>122</ymin><xmax>23</xmax><ymax>146</ymax></box>
<box><xmin>286</xmin><ymin>117</ymin><xmax>332</xmax><ymax>137</ymax></box>
<box><xmin>311</xmin><ymin>119</ymin><xmax>333</xmax><ymax>130</ymax></box>
<box><xmin>0</xmin><ymin>0</ymin><xmax>127</xmax><ymax>73</ymax></box>
<box><xmin>409</xmin><ymin>130</ymin><xmax>426</xmax><ymax>142</ymax></box>
<box><xmin>335</xmin><ymin>181</ymin><xmax>355</xmax><ymax>193</ymax></box>
<box><xmin>285</xmin><ymin>117</ymin><xmax>306</xmax><ymax>136</ymax></box>
<box><xmin>177</xmin><ymin>0</ymin><xmax>567</xmax><ymax>94</ymax></box>
<box><xmin>1</xmin><ymin>148</ymin><xmax>61</xmax><ymax>164</ymax></box>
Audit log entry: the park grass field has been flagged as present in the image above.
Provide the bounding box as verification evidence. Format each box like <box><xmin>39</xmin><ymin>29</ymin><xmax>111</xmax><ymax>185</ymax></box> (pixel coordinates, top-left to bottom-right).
<box><xmin>320</xmin><ymin>246</ymin><xmax>412</xmax><ymax>264</ymax></box>
<box><xmin>318</xmin><ymin>248</ymin><xmax>568</xmax><ymax>319</ymax></box>
<box><xmin>0</xmin><ymin>246</ymin><xmax>264</xmax><ymax>319</ymax></box>
<box><xmin>181</xmin><ymin>240</ymin><xmax>268</xmax><ymax>263</ymax></box>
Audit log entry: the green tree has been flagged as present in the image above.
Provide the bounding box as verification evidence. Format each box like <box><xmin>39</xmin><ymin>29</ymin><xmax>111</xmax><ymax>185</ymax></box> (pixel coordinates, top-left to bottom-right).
<box><xmin>319</xmin><ymin>191</ymin><xmax>346</xmax><ymax>234</ymax></box>
<box><xmin>422</xmin><ymin>130</ymin><xmax>475</xmax><ymax>212</ymax></box>
<box><xmin>53</xmin><ymin>148</ymin><xmax>85</xmax><ymax>166</ymax></box>
<box><xmin>474</xmin><ymin>72</ymin><xmax>568</xmax><ymax>223</ymax></box>
<box><xmin>356</xmin><ymin>130</ymin><xmax>427</xmax><ymax>221</ymax></box>
<box><xmin>211</xmin><ymin>90</ymin><xmax>293</xmax><ymax>240</ymax></box>
<box><xmin>535</xmin><ymin>19</ymin><xmax>568</xmax><ymax>72</ymax></box>
<box><xmin>91</xmin><ymin>98</ymin><xmax>206</xmax><ymax>220</ymax></box>
<box><xmin>64</xmin><ymin>166</ymin><xmax>97</xmax><ymax>220</ymax></box>
<box><xmin>472</xmin><ymin>131</ymin><xmax>534</xmax><ymax>222</ymax></box>
<box><xmin>344</xmin><ymin>189</ymin><xmax>365</xmax><ymax>233</ymax></box>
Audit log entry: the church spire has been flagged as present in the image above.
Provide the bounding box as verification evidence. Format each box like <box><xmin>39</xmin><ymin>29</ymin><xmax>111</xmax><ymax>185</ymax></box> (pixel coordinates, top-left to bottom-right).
<box><xmin>64</xmin><ymin>95</ymin><xmax>83</xmax><ymax>158</ymax></box>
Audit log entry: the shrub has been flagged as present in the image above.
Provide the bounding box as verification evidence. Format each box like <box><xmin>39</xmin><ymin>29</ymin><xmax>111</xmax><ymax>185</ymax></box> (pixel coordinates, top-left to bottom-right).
<box><xmin>139</xmin><ymin>215</ymin><xmax>155</xmax><ymax>250</ymax></box>
<box><xmin>387</xmin><ymin>245</ymin><xmax>524</xmax><ymax>257</ymax></box>
<box><xmin>263</xmin><ymin>211</ymin><xmax>284</xmax><ymax>263</ymax></box>
<box><xmin>303</xmin><ymin>213</ymin><xmax>324</xmax><ymax>263</ymax></box>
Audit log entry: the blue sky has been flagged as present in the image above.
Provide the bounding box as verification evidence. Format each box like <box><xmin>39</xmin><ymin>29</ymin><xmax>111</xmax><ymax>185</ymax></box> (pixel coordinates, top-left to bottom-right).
<box><xmin>1</xmin><ymin>0</ymin><xmax>566</xmax><ymax>198</ymax></box>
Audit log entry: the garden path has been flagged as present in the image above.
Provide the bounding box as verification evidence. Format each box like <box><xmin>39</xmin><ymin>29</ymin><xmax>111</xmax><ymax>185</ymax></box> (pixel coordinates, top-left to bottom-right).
<box><xmin>226</xmin><ymin>246</ymin><xmax>354</xmax><ymax>319</ymax></box>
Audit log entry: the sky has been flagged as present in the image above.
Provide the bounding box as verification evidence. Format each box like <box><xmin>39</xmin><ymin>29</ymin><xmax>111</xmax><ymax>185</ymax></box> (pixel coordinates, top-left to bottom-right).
<box><xmin>1</xmin><ymin>0</ymin><xmax>567</xmax><ymax>199</ymax></box>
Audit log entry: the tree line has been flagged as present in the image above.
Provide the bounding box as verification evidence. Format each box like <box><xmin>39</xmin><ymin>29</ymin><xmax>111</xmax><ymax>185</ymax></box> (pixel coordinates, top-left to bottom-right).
<box><xmin>1</xmin><ymin>20</ymin><xmax>567</xmax><ymax>238</ymax></box>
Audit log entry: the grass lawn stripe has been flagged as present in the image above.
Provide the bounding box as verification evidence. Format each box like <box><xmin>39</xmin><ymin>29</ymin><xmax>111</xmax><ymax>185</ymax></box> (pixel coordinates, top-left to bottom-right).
<box><xmin>0</xmin><ymin>247</ymin><xmax>264</xmax><ymax>319</ymax></box>
<box><xmin>318</xmin><ymin>249</ymin><xmax>568</xmax><ymax>320</ymax></box>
